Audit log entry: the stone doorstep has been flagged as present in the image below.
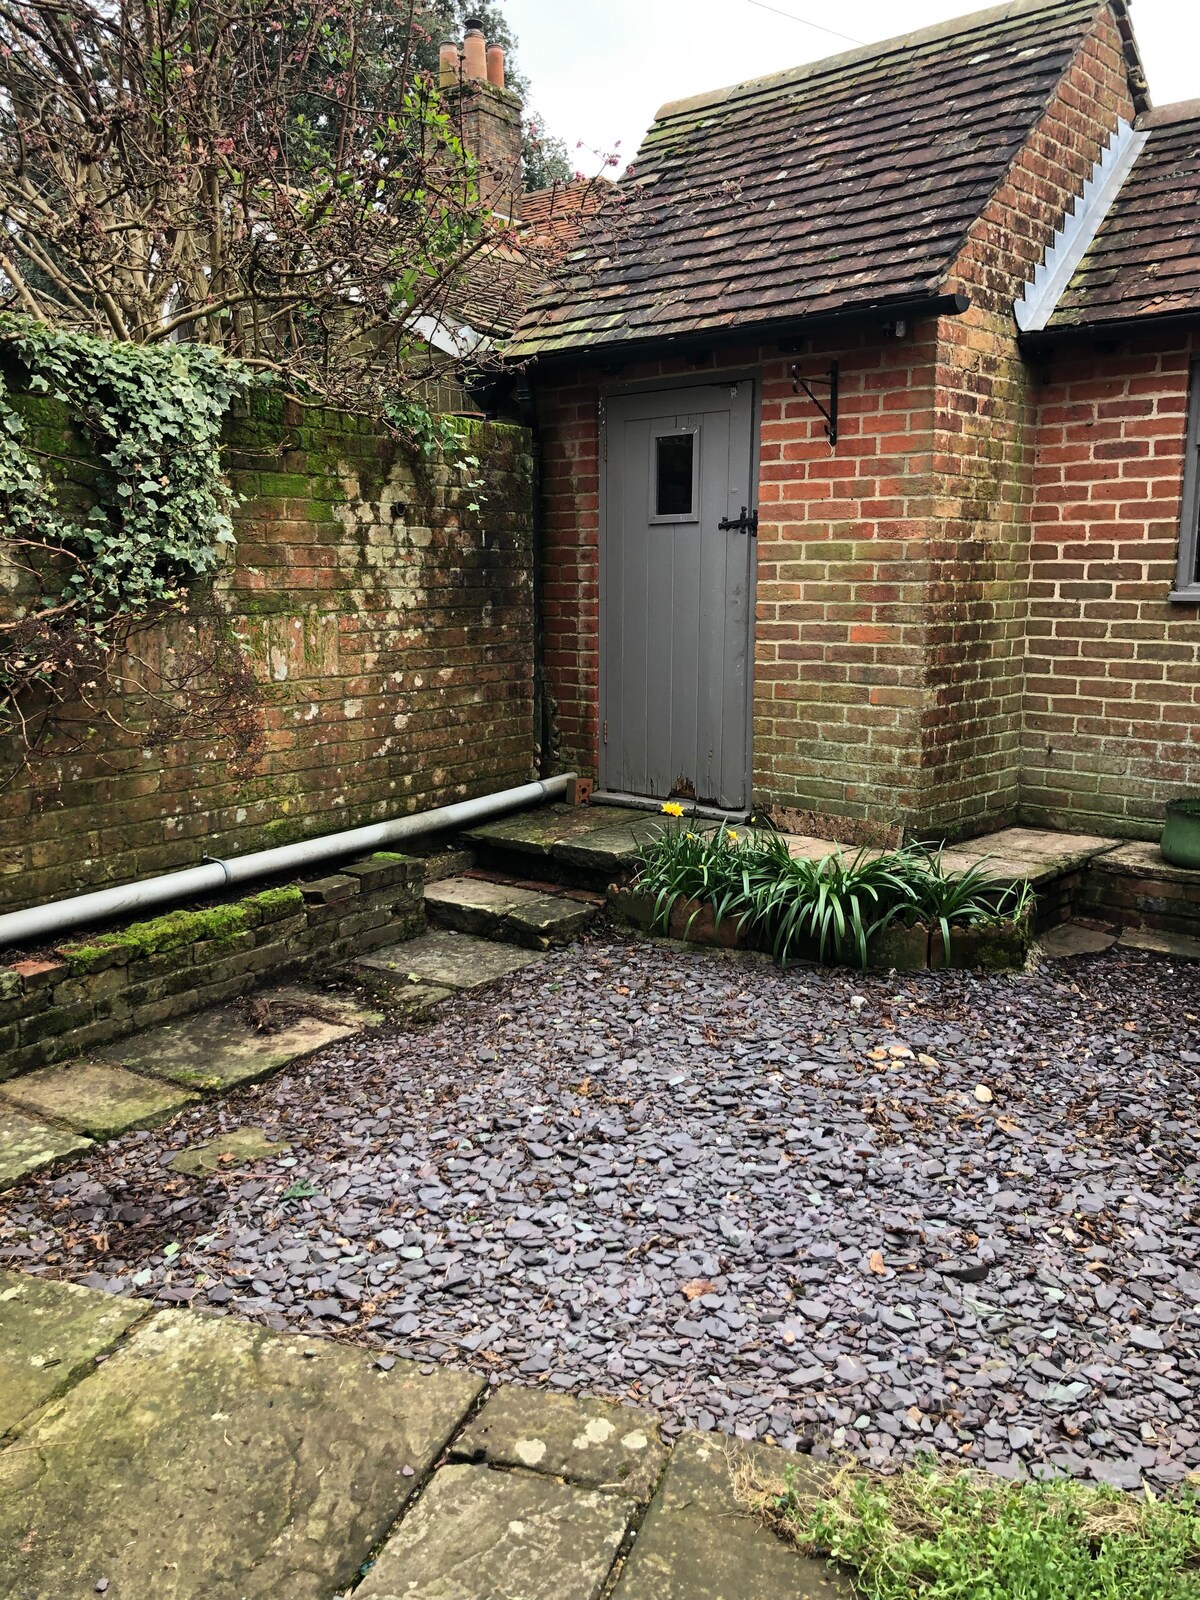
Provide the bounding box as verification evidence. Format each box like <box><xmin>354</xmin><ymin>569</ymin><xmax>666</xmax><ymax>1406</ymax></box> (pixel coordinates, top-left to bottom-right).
<box><xmin>424</xmin><ymin>877</ymin><xmax>598</xmax><ymax>949</ymax></box>
<box><xmin>464</xmin><ymin>804</ymin><xmax>661</xmax><ymax>881</ymax></box>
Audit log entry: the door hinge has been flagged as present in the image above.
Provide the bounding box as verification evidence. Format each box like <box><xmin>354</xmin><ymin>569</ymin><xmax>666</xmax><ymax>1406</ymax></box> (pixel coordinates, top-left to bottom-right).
<box><xmin>602</xmin><ymin>719</ymin><xmax>608</xmax><ymax>745</ymax></box>
<box><xmin>718</xmin><ymin>506</ymin><xmax>758</xmax><ymax>536</ymax></box>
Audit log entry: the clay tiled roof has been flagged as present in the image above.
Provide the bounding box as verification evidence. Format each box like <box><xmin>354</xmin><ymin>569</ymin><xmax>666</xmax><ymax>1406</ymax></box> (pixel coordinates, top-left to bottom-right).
<box><xmin>517</xmin><ymin>178</ymin><xmax>612</xmax><ymax>245</ymax></box>
<box><xmin>509</xmin><ymin>0</ymin><xmax>1114</xmax><ymax>359</ymax></box>
<box><xmin>1046</xmin><ymin>103</ymin><xmax>1200</xmax><ymax>330</ymax></box>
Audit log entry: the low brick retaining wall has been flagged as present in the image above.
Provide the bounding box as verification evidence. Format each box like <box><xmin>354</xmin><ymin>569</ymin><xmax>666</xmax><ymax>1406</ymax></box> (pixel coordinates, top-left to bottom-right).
<box><xmin>0</xmin><ymin>853</ymin><xmax>422</xmax><ymax>1079</ymax></box>
<box><xmin>1080</xmin><ymin>842</ymin><xmax>1200</xmax><ymax>936</ymax></box>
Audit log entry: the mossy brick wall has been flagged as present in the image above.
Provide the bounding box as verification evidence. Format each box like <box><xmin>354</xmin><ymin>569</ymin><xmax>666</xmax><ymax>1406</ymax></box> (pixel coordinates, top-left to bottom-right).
<box><xmin>0</xmin><ymin>396</ymin><xmax>535</xmax><ymax>910</ymax></box>
<box><xmin>924</xmin><ymin>7</ymin><xmax>1136</xmax><ymax>838</ymax></box>
<box><xmin>1025</xmin><ymin>335</ymin><xmax>1200</xmax><ymax>836</ymax></box>
<box><xmin>0</xmin><ymin>853</ymin><xmax>423</xmax><ymax>1078</ymax></box>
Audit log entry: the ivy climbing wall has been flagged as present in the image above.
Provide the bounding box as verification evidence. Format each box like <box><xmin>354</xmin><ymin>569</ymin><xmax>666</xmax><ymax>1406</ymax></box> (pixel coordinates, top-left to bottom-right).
<box><xmin>0</xmin><ymin>394</ymin><xmax>535</xmax><ymax>911</ymax></box>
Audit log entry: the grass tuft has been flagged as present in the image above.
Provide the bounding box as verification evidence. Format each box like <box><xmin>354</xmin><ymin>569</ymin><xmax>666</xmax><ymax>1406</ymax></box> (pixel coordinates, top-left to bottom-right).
<box><xmin>740</xmin><ymin>1459</ymin><xmax>1200</xmax><ymax>1599</ymax></box>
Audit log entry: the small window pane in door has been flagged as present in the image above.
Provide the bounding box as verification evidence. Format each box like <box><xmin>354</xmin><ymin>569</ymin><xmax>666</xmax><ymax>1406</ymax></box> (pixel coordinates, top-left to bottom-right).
<box><xmin>653</xmin><ymin>431</ymin><xmax>697</xmax><ymax>519</ymax></box>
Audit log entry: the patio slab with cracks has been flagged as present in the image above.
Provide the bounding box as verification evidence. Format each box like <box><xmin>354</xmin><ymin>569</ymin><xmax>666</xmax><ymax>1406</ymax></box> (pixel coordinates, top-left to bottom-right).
<box><xmin>0</xmin><ymin>1268</ymin><xmax>844</xmax><ymax>1600</ymax></box>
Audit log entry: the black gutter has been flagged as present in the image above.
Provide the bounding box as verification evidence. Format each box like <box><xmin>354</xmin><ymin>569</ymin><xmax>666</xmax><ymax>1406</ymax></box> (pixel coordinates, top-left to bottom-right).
<box><xmin>511</xmin><ymin>292</ymin><xmax>972</xmax><ymax>372</ymax></box>
<box><xmin>1020</xmin><ymin>307</ymin><xmax>1200</xmax><ymax>351</ymax></box>
<box><xmin>513</xmin><ymin>375</ymin><xmax>552</xmax><ymax>779</ymax></box>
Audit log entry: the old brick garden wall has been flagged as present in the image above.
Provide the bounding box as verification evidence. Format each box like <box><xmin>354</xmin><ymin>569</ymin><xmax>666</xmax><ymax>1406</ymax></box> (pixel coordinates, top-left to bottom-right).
<box><xmin>1</xmin><ymin>396</ymin><xmax>535</xmax><ymax>912</ymax></box>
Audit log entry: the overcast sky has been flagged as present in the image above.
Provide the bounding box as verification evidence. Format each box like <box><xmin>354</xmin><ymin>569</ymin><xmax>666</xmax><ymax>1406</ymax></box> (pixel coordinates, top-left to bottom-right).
<box><xmin>501</xmin><ymin>0</ymin><xmax>1199</xmax><ymax>175</ymax></box>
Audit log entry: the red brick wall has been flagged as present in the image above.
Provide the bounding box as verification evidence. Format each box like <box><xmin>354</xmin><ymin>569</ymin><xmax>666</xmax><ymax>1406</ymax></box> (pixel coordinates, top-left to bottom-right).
<box><xmin>926</xmin><ymin>4</ymin><xmax>1135</xmax><ymax>837</ymax></box>
<box><xmin>537</xmin><ymin>328</ymin><xmax>944</xmax><ymax>827</ymax></box>
<box><xmin>0</xmin><ymin>398</ymin><xmax>535</xmax><ymax>910</ymax></box>
<box><xmin>1025</xmin><ymin>334</ymin><xmax>1200</xmax><ymax>834</ymax></box>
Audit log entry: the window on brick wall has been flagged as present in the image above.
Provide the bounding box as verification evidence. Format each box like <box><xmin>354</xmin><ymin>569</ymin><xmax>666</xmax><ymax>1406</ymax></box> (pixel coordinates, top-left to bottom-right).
<box><xmin>1174</xmin><ymin>358</ymin><xmax>1200</xmax><ymax>601</ymax></box>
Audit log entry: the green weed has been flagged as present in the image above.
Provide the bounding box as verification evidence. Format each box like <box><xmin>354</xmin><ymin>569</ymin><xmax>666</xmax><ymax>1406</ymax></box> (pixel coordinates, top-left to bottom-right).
<box><xmin>747</xmin><ymin>1460</ymin><xmax>1200</xmax><ymax>1600</ymax></box>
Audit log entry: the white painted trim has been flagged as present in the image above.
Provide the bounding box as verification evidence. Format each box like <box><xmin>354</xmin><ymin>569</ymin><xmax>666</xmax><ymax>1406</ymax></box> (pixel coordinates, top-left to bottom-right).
<box><xmin>408</xmin><ymin>311</ymin><xmax>492</xmax><ymax>358</ymax></box>
<box><xmin>1014</xmin><ymin>120</ymin><xmax>1147</xmax><ymax>333</ymax></box>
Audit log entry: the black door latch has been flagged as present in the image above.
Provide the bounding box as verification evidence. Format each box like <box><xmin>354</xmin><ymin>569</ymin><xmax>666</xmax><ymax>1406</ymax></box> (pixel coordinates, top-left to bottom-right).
<box><xmin>718</xmin><ymin>506</ymin><xmax>758</xmax><ymax>535</ymax></box>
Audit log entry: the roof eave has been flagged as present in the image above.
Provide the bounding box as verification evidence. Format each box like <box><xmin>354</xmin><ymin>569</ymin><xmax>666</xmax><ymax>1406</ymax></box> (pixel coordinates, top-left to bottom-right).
<box><xmin>1019</xmin><ymin>306</ymin><xmax>1200</xmax><ymax>348</ymax></box>
<box><xmin>506</xmin><ymin>291</ymin><xmax>972</xmax><ymax>370</ymax></box>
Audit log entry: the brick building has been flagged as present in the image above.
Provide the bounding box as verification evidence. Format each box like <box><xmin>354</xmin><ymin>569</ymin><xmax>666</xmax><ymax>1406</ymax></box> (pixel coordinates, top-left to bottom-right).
<box><xmin>509</xmin><ymin>0</ymin><xmax>1200</xmax><ymax>842</ymax></box>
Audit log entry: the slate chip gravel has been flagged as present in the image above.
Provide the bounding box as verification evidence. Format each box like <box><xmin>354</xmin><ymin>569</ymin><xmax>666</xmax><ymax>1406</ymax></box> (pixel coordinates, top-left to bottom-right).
<box><xmin>2</xmin><ymin>936</ymin><xmax>1199</xmax><ymax>1491</ymax></box>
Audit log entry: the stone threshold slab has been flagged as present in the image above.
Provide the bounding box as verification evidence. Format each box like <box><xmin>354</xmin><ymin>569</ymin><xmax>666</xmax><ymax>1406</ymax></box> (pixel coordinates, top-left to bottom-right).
<box><xmin>0</xmin><ymin>1305</ymin><xmax>482</xmax><ymax>1600</ymax></box>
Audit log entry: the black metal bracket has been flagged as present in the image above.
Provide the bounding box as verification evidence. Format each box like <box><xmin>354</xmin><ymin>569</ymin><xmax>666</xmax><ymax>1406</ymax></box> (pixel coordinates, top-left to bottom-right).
<box><xmin>718</xmin><ymin>506</ymin><xmax>758</xmax><ymax>536</ymax></box>
<box><xmin>789</xmin><ymin>359</ymin><xmax>839</xmax><ymax>447</ymax></box>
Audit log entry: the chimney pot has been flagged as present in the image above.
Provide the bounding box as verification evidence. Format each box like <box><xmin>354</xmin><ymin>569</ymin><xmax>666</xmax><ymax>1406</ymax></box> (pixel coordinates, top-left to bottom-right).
<box><xmin>462</xmin><ymin>24</ymin><xmax>486</xmax><ymax>81</ymax></box>
<box><xmin>486</xmin><ymin>44</ymin><xmax>506</xmax><ymax>89</ymax></box>
<box><xmin>438</xmin><ymin>40</ymin><xmax>459</xmax><ymax>88</ymax></box>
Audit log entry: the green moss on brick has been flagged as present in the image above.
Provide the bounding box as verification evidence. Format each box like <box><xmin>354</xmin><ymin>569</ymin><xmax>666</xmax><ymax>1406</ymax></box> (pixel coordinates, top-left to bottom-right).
<box><xmin>58</xmin><ymin>903</ymin><xmax>251</xmax><ymax>974</ymax></box>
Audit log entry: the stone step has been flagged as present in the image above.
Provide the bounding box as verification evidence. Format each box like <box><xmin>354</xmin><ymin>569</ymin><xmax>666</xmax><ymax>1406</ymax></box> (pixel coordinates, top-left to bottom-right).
<box><xmin>424</xmin><ymin>877</ymin><xmax>598</xmax><ymax>949</ymax></box>
<box><xmin>462</xmin><ymin>802</ymin><xmax>662</xmax><ymax>890</ymax></box>
<box><xmin>350</xmin><ymin>928</ymin><xmax>546</xmax><ymax>1005</ymax></box>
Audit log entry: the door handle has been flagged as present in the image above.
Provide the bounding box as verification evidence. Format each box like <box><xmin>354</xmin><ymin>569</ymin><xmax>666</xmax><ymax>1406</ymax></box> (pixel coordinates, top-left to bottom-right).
<box><xmin>718</xmin><ymin>506</ymin><xmax>758</xmax><ymax>536</ymax></box>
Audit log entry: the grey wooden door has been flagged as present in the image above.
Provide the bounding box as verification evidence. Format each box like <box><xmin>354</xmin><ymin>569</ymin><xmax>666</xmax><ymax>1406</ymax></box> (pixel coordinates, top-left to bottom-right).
<box><xmin>601</xmin><ymin>382</ymin><xmax>755</xmax><ymax>810</ymax></box>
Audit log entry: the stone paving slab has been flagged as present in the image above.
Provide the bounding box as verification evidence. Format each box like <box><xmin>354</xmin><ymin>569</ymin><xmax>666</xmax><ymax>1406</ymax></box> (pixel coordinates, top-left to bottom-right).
<box><xmin>0</xmin><ymin>1107</ymin><xmax>92</xmax><ymax>1193</ymax></box>
<box><xmin>1034</xmin><ymin>921</ymin><xmax>1118</xmax><ymax>959</ymax></box>
<box><xmin>426</xmin><ymin>877</ymin><xmax>596</xmax><ymax>948</ymax></box>
<box><xmin>357</xmin><ymin>1463</ymin><xmax>634</xmax><ymax>1600</ymax></box>
<box><xmin>0</xmin><ymin>1307</ymin><xmax>482</xmax><ymax>1600</ymax></box>
<box><xmin>1119</xmin><ymin>926</ymin><xmax>1200</xmax><ymax>961</ymax></box>
<box><xmin>166</xmin><ymin>1125</ymin><xmax>291</xmax><ymax>1175</ymax></box>
<box><xmin>451</xmin><ymin>1385</ymin><xmax>668</xmax><ymax>1501</ymax></box>
<box><xmin>464</xmin><ymin>803</ymin><xmax>647</xmax><ymax>859</ymax></box>
<box><xmin>356</xmin><ymin>929</ymin><xmax>546</xmax><ymax>991</ymax></box>
<box><xmin>0</xmin><ymin>1060</ymin><xmax>198</xmax><ymax>1140</ymax></box>
<box><xmin>94</xmin><ymin>998</ymin><xmax>364</xmax><ymax>1092</ymax></box>
<box><xmin>466</xmin><ymin>803</ymin><xmax>661</xmax><ymax>883</ymax></box>
<box><xmin>612</xmin><ymin>1433</ymin><xmax>851</xmax><ymax>1600</ymax></box>
<box><xmin>1089</xmin><ymin>838</ymin><xmax>1198</xmax><ymax>884</ymax></box>
<box><xmin>0</xmin><ymin>1270</ymin><xmax>145</xmax><ymax>1436</ymax></box>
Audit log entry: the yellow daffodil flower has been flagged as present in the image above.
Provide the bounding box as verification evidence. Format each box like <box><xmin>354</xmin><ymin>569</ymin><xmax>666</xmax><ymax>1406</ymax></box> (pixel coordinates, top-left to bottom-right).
<box><xmin>661</xmin><ymin>801</ymin><xmax>684</xmax><ymax>817</ymax></box>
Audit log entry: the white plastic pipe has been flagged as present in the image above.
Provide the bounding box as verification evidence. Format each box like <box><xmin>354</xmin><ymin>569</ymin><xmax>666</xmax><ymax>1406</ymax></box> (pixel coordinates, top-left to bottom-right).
<box><xmin>0</xmin><ymin>774</ymin><xmax>575</xmax><ymax>948</ymax></box>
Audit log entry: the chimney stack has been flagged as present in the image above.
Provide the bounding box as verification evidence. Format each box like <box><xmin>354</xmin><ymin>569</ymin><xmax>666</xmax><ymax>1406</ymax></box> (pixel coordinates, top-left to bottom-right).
<box><xmin>442</xmin><ymin>18</ymin><xmax>522</xmax><ymax>218</ymax></box>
